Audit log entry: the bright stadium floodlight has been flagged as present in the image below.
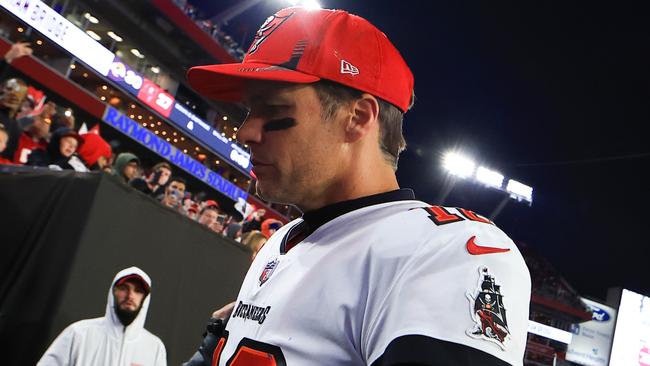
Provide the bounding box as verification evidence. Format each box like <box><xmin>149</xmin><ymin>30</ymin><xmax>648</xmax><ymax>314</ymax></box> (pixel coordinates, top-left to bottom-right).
<box><xmin>476</xmin><ymin>166</ymin><xmax>504</xmax><ymax>189</ymax></box>
<box><xmin>442</xmin><ymin>152</ymin><xmax>476</xmax><ymax>178</ymax></box>
<box><xmin>287</xmin><ymin>0</ymin><xmax>322</xmax><ymax>9</ymax></box>
<box><xmin>506</xmin><ymin>179</ymin><xmax>533</xmax><ymax>203</ymax></box>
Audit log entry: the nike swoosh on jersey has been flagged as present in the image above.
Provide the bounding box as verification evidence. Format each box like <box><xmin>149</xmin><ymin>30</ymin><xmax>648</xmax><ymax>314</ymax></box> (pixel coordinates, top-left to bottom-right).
<box><xmin>466</xmin><ymin>236</ymin><xmax>511</xmax><ymax>255</ymax></box>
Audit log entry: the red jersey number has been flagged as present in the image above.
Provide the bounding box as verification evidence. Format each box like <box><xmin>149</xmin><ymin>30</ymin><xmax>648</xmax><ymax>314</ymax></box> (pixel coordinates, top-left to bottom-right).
<box><xmin>212</xmin><ymin>334</ymin><xmax>286</xmax><ymax>366</ymax></box>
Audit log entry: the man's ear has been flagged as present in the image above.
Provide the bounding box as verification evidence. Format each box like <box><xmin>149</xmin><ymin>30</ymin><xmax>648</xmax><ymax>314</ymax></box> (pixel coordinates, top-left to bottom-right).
<box><xmin>344</xmin><ymin>94</ymin><xmax>380</xmax><ymax>143</ymax></box>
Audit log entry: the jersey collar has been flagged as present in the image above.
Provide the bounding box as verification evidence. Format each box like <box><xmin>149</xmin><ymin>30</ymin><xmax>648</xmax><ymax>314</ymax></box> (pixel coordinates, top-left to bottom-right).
<box><xmin>281</xmin><ymin>189</ymin><xmax>416</xmax><ymax>254</ymax></box>
<box><xmin>302</xmin><ymin>188</ymin><xmax>416</xmax><ymax>230</ymax></box>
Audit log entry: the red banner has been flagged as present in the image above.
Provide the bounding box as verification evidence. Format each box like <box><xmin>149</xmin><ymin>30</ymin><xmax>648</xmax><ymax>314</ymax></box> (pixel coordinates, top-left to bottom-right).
<box><xmin>137</xmin><ymin>78</ymin><xmax>174</xmax><ymax>117</ymax></box>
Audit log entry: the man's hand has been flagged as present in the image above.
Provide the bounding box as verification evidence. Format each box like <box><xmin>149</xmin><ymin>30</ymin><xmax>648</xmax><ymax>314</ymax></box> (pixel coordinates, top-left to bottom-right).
<box><xmin>209</xmin><ymin>221</ymin><xmax>224</xmax><ymax>234</ymax></box>
<box><xmin>4</xmin><ymin>42</ymin><xmax>33</xmax><ymax>63</ymax></box>
<box><xmin>183</xmin><ymin>302</ymin><xmax>237</xmax><ymax>366</ymax></box>
<box><xmin>212</xmin><ymin>301</ymin><xmax>236</xmax><ymax>321</ymax></box>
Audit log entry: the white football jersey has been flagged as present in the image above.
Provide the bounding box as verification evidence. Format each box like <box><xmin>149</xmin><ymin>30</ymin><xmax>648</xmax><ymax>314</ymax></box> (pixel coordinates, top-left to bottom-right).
<box><xmin>215</xmin><ymin>190</ymin><xmax>531</xmax><ymax>366</ymax></box>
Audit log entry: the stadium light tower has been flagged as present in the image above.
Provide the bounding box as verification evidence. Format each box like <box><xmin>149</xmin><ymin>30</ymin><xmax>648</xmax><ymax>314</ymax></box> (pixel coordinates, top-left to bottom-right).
<box><xmin>441</xmin><ymin>150</ymin><xmax>533</xmax><ymax>220</ymax></box>
<box><xmin>442</xmin><ymin>152</ymin><xmax>476</xmax><ymax>178</ymax></box>
<box><xmin>211</xmin><ymin>0</ymin><xmax>322</xmax><ymax>26</ymax></box>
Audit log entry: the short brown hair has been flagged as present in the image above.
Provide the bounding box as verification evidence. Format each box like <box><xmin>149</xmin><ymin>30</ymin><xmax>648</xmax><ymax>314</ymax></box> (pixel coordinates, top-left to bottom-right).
<box><xmin>153</xmin><ymin>162</ymin><xmax>172</xmax><ymax>172</ymax></box>
<box><xmin>312</xmin><ymin>80</ymin><xmax>409</xmax><ymax>170</ymax></box>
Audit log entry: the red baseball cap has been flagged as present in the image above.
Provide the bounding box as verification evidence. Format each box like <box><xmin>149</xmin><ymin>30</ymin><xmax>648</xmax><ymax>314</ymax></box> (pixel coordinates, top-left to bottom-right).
<box><xmin>115</xmin><ymin>274</ymin><xmax>150</xmax><ymax>294</ymax></box>
<box><xmin>203</xmin><ymin>199</ymin><xmax>219</xmax><ymax>209</ymax></box>
<box><xmin>187</xmin><ymin>7</ymin><xmax>414</xmax><ymax>112</ymax></box>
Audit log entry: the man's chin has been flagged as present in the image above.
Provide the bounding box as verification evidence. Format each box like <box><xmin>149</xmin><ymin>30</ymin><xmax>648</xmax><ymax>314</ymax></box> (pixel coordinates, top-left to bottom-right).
<box><xmin>115</xmin><ymin>304</ymin><xmax>141</xmax><ymax>326</ymax></box>
<box><xmin>254</xmin><ymin>181</ymin><xmax>269</xmax><ymax>201</ymax></box>
<box><xmin>255</xmin><ymin>182</ymin><xmax>281</xmax><ymax>204</ymax></box>
<box><xmin>256</xmin><ymin>185</ymin><xmax>295</xmax><ymax>208</ymax></box>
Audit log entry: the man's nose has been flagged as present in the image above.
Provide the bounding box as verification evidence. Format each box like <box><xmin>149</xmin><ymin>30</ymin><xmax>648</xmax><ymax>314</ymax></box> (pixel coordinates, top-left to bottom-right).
<box><xmin>127</xmin><ymin>289</ymin><xmax>136</xmax><ymax>300</ymax></box>
<box><xmin>236</xmin><ymin>117</ymin><xmax>263</xmax><ymax>146</ymax></box>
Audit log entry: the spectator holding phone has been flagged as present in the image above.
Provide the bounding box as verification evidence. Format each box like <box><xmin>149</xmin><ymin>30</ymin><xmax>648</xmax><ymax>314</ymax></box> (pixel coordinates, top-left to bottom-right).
<box><xmin>161</xmin><ymin>177</ymin><xmax>186</xmax><ymax>210</ymax></box>
<box><xmin>130</xmin><ymin>162</ymin><xmax>172</xmax><ymax>197</ymax></box>
<box><xmin>224</xmin><ymin>221</ymin><xmax>243</xmax><ymax>242</ymax></box>
<box><xmin>198</xmin><ymin>205</ymin><xmax>225</xmax><ymax>234</ymax></box>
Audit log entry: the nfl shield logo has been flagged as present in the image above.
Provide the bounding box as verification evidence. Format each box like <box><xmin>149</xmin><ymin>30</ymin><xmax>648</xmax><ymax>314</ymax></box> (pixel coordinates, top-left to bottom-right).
<box><xmin>259</xmin><ymin>258</ymin><xmax>279</xmax><ymax>286</ymax></box>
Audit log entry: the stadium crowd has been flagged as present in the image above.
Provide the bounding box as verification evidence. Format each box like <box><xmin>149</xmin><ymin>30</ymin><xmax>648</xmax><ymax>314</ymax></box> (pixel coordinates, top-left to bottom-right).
<box><xmin>1</xmin><ymin>42</ymin><xmax>280</xmax><ymax>259</ymax></box>
<box><xmin>171</xmin><ymin>0</ymin><xmax>247</xmax><ymax>60</ymax></box>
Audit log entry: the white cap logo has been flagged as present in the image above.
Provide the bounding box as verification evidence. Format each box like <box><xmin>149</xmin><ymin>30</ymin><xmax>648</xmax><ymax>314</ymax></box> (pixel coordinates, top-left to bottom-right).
<box><xmin>340</xmin><ymin>60</ymin><xmax>359</xmax><ymax>75</ymax></box>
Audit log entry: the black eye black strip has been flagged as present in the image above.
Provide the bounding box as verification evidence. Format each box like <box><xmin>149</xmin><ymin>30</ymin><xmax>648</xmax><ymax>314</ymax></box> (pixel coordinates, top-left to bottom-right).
<box><xmin>263</xmin><ymin>118</ymin><xmax>296</xmax><ymax>132</ymax></box>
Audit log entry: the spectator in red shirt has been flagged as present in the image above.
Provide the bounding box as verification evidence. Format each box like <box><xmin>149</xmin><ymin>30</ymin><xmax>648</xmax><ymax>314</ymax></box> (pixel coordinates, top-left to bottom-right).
<box><xmin>13</xmin><ymin>108</ymin><xmax>51</xmax><ymax>164</ymax></box>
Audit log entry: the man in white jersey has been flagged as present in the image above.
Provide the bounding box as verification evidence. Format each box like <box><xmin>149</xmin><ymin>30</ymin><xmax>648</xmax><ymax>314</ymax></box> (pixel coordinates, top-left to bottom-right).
<box><xmin>186</xmin><ymin>6</ymin><xmax>531</xmax><ymax>366</ymax></box>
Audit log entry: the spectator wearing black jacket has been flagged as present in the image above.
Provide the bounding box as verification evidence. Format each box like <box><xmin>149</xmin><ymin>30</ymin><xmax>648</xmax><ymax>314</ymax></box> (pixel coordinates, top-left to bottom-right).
<box><xmin>241</xmin><ymin>208</ymin><xmax>266</xmax><ymax>233</ymax></box>
<box><xmin>130</xmin><ymin>162</ymin><xmax>172</xmax><ymax>197</ymax></box>
<box><xmin>27</xmin><ymin>127</ymin><xmax>86</xmax><ymax>171</ymax></box>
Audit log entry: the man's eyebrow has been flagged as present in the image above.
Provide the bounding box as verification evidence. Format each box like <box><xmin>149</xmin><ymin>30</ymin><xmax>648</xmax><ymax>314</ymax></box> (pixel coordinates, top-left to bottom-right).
<box><xmin>244</xmin><ymin>92</ymin><xmax>294</xmax><ymax>108</ymax></box>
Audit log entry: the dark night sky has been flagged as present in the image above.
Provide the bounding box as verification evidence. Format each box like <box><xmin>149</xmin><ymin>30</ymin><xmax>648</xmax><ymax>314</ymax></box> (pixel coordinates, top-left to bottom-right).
<box><xmin>196</xmin><ymin>1</ymin><xmax>650</xmax><ymax>301</ymax></box>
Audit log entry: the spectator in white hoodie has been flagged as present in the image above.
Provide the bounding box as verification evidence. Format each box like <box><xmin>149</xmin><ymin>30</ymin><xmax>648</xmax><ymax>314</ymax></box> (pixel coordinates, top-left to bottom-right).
<box><xmin>37</xmin><ymin>267</ymin><xmax>166</xmax><ymax>366</ymax></box>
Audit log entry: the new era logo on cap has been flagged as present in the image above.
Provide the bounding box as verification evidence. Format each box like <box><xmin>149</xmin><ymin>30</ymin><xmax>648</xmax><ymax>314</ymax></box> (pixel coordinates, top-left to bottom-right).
<box><xmin>340</xmin><ymin>60</ymin><xmax>359</xmax><ymax>75</ymax></box>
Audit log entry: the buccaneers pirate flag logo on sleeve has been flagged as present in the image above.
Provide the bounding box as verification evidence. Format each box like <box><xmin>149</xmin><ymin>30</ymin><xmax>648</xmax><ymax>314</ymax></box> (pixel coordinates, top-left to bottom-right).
<box><xmin>466</xmin><ymin>266</ymin><xmax>511</xmax><ymax>349</ymax></box>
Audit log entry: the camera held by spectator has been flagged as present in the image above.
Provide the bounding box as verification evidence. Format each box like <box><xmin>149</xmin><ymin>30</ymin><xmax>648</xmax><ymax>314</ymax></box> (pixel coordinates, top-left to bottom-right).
<box><xmin>130</xmin><ymin>162</ymin><xmax>172</xmax><ymax>197</ymax></box>
<box><xmin>197</xmin><ymin>204</ymin><xmax>225</xmax><ymax>234</ymax></box>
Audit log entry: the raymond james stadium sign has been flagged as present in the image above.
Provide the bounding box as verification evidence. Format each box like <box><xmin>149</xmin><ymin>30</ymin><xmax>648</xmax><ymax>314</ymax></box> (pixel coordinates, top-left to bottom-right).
<box><xmin>102</xmin><ymin>106</ymin><xmax>248</xmax><ymax>202</ymax></box>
